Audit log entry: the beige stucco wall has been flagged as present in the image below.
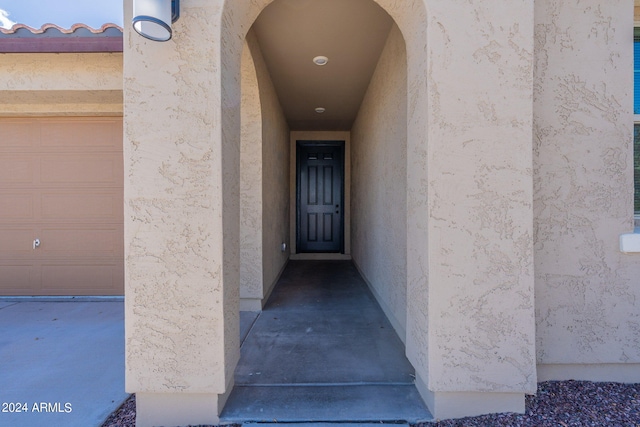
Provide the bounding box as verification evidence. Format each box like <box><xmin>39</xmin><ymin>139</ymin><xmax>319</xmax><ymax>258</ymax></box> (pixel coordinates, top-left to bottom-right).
<box><xmin>240</xmin><ymin>33</ymin><xmax>264</xmax><ymax>308</ymax></box>
<box><xmin>254</xmin><ymin>32</ymin><xmax>291</xmax><ymax>303</ymax></box>
<box><xmin>424</xmin><ymin>1</ymin><xmax>537</xmax><ymax>401</ymax></box>
<box><xmin>351</xmin><ymin>23</ymin><xmax>408</xmax><ymax>341</ymax></box>
<box><xmin>125</xmin><ymin>0</ymin><xmax>538</xmax><ymax>422</ymax></box>
<box><xmin>123</xmin><ymin>0</ymin><xmax>238</xmax><ymax>424</ymax></box>
<box><xmin>239</xmin><ymin>29</ymin><xmax>290</xmax><ymax>312</ymax></box>
<box><xmin>534</xmin><ymin>0</ymin><xmax>640</xmax><ymax>374</ymax></box>
<box><xmin>0</xmin><ymin>53</ymin><xmax>122</xmax><ymax>115</ymax></box>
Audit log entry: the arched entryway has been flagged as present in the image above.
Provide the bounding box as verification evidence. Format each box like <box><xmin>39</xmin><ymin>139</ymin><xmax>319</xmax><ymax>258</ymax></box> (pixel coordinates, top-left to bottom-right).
<box><xmin>229</xmin><ymin>0</ymin><xmax>422</xmax><ymax>421</ymax></box>
<box><xmin>237</xmin><ymin>0</ymin><xmax>411</xmax><ymax>339</ymax></box>
<box><xmin>221</xmin><ymin>0</ymin><xmax>431</xmax><ymax>403</ymax></box>
<box><xmin>124</xmin><ymin>0</ymin><xmax>538</xmax><ymax>423</ymax></box>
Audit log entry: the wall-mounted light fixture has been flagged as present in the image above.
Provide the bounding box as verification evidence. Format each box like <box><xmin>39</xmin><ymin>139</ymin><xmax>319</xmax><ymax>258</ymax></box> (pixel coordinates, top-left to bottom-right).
<box><xmin>132</xmin><ymin>0</ymin><xmax>180</xmax><ymax>42</ymax></box>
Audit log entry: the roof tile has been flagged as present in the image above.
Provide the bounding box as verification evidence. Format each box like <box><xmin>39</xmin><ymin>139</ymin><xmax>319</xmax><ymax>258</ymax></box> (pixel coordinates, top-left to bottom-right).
<box><xmin>0</xmin><ymin>23</ymin><xmax>123</xmax><ymax>53</ymax></box>
<box><xmin>0</xmin><ymin>23</ymin><xmax>123</xmax><ymax>35</ymax></box>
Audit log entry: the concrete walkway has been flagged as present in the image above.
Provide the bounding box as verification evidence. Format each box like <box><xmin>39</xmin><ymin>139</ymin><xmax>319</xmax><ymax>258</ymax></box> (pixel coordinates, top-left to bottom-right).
<box><xmin>222</xmin><ymin>260</ymin><xmax>432</xmax><ymax>424</ymax></box>
<box><xmin>0</xmin><ymin>300</ymin><xmax>127</xmax><ymax>427</ymax></box>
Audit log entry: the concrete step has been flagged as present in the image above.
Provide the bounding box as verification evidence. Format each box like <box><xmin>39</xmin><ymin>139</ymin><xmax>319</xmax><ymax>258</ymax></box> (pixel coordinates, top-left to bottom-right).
<box><xmin>220</xmin><ymin>384</ymin><xmax>432</xmax><ymax>424</ymax></box>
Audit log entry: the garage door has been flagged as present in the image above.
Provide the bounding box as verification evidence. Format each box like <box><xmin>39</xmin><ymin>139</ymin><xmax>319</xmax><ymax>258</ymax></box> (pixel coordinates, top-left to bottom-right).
<box><xmin>0</xmin><ymin>117</ymin><xmax>123</xmax><ymax>295</ymax></box>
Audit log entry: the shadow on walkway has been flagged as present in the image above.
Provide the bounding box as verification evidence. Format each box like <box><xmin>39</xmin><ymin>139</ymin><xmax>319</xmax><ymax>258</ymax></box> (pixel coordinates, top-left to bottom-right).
<box><xmin>221</xmin><ymin>260</ymin><xmax>432</xmax><ymax>424</ymax></box>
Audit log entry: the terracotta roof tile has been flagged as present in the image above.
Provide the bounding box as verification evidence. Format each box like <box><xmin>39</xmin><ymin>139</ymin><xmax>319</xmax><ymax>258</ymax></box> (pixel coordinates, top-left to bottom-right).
<box><xmin>0</xmin><ymin>23</ymin><xmax>123</xmax><ymax>53</ymax></box>
<box><xmin>0</xmin><ymin>23</ymin><xmax>123</xmax><ymax>35</ymax></box>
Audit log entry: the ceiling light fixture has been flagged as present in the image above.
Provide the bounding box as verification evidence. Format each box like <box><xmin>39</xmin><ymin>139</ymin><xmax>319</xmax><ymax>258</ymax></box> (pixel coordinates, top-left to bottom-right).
<box><xmin>313</xmin><ymin>56</ymin><xmax>329</xmax><ymax>66</ymax></box>
<box><xmin>133</xmin><ymin>0</ymin><xmax>180</xmax><ymax>42</ymax></box>
<box><xmin>315</xmin><ymin>107</ymin><xmax>326</xmax><ymax>114</ymax></box>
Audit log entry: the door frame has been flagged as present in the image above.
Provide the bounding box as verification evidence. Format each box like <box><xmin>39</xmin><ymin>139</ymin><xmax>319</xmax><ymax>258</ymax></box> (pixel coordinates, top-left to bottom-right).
<box><xmin>296</xmin><ymin>140</ymin><xmax>345</xmax><ymax>254</ymax></box>
<box><xmin>289</xmin><ymin>131</ymin><xmax>351</xmax><ymax>260</ymax></box>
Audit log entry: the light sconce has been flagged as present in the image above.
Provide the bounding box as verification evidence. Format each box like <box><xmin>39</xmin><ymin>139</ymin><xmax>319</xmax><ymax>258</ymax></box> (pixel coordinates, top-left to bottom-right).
<box><xmin>132</xmin><ymin>0</ymin><xmax>180</xmax><ymax>42</ymax></box>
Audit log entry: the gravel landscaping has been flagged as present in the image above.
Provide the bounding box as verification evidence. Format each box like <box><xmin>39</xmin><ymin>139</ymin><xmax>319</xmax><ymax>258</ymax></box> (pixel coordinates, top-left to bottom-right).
<box><xmin>420</xmin><ymin>381</ymin><xmax>640</xmax><ymax>427</ymax></box>
<box><xmin>102</xmin><ymin>381</ymin><xmax>640</xmax><ymax>427</ymax></box>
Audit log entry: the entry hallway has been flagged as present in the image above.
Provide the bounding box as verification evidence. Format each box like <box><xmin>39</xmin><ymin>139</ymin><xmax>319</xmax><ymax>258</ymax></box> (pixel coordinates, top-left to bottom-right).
<box><xmin>221</xmin><ymin>260</ymin><xmax>432</xmax><ymax>424</ymax></box>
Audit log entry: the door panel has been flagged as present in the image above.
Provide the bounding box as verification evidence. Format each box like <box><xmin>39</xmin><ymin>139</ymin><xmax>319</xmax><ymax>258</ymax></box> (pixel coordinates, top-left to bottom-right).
<box><xmin>0</xmin><ymin>117</ymin><xmax>123</xmax><ymax>295</ymax></box>
<box><xmin>297</xmin><ymin>142</ymin><xmax>344</xmax><ymax>253</ymax></box>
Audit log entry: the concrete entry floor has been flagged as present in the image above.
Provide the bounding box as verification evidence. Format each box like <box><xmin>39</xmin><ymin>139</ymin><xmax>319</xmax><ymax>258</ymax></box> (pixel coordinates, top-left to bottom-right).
<box><xmin>221</xmin><ymin>260</ymin><xmax>432</xmax><ymax>424</ymax></box>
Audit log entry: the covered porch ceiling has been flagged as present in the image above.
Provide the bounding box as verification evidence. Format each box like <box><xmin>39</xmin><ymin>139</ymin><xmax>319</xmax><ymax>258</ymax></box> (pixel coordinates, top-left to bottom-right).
<box><xmin>251</xmin><ymin>0</ymin><xmax>394</xmax><ymax>131</ymax></box>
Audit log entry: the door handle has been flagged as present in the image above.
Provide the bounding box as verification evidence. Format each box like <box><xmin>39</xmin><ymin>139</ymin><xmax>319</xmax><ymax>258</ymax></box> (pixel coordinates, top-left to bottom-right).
<box><xmin>33</xmin><ymin>238</ymin><xmax>41</xmax><ymax>249</ymax></box>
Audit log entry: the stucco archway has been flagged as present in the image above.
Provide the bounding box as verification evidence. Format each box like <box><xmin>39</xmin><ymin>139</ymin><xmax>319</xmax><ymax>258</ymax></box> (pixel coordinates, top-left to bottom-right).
<box><xmin>234</xmin><ymin>0</ymin><xmax>416</xmax><ymax>417</ymax></box>
<box><xmin>124</xmin><ymin>0</ymin><xmax>537</xmax><ymax>423</ymax></box>
<box><xmin>220</xmin><ymin>0</ymin><xmax>431</xmax><ymax>399</ymax></box>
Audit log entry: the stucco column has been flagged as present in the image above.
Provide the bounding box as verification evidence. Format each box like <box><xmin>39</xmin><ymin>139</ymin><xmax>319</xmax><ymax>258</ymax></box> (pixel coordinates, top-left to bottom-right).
<box><xmin>413</xmin><ymin>1</ymin><xmax>537</xmax><ymax>419</ymax></box>
<box><xmin>534</xmin><ymin>0</ymin><xmax>640</xmax><ymax>382</ymax></box>
<box><xmin>123</xmin><ymin>0</ymin><xmax>239</xmax><ymax>425</ymax></box>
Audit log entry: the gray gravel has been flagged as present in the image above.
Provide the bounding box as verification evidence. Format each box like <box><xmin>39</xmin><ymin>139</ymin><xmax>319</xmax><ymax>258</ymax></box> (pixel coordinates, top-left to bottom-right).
<box><xmin>102</xmin><ymin>381</ymin><xmax>640</xmax><ymax>427</ymax></box>
<box><xmin>424</xmin><ymin>381</ymin><xmax>640</xmax><ymax>427</ymax></box>
<box><xmin>101</xmin><ymin>394</ymin><xmax>135</xmax><ymax>427</ymax></box>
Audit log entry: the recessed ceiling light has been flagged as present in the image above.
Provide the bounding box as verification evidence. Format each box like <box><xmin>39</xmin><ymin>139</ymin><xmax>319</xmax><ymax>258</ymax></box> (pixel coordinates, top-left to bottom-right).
<box><xmin>313</xmin><ymin>56</ymin><xmax>329</xmax><ymax>66</ymax></box>
<box><xmin>315</xmin><ymin>107</ymin><xmax>326</xmax><ymax>114</ymax></box>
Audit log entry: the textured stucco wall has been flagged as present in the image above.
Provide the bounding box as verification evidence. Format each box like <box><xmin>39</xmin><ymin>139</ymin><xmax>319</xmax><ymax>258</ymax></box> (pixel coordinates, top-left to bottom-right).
<box><xmin>0</xmin><ymin>53</ymin><xmax>122</xmax><ymax>115</ymax></box>
<box><xmin>252</xmin><ymin>32</ymin><xmax>291</xmax><ymax>299</ymax></box>
<box><xmin>351</xmin><ymin>23</ymin><xmax>408</xmax><ymax>340</ymax></box>
<box><xmin>240</xmin><ymin>34</ymin><xmax>264</xmax><ymax>303</ymax></box>
<box><xmin>534</xmin><ymin>0</ymin><xmax>640</xmax><ymax>366</ymax></box>
<box><xmin>125</xmin><ymin>0</ymin><xmax>539</xmax><ymax>421</ymax></box>
<box><xmin>0</xmin><ymin>53</ymin><xmax>122</xmax><ymax>90</ymax></box>
<box><xmin>124</xmin><ymin>0</ymin><xmax>238</xmax><ymax>399</ymax></box>
<box><xmin>425</xmin><ymin>1</ymin><xmax>536</xmax><ymax>394</ymax></box>
<box><xmin>239</xmin><ymin>29</ymin><xmax>290</xmax><ymax>308</ymax></box>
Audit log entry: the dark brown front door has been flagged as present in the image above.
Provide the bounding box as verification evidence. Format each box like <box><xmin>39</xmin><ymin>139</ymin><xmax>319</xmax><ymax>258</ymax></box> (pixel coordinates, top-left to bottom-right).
<box><xmin>296</xmin><ymin>141</ymin><xmax>344</xmax><ymax>253</ymax></box>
